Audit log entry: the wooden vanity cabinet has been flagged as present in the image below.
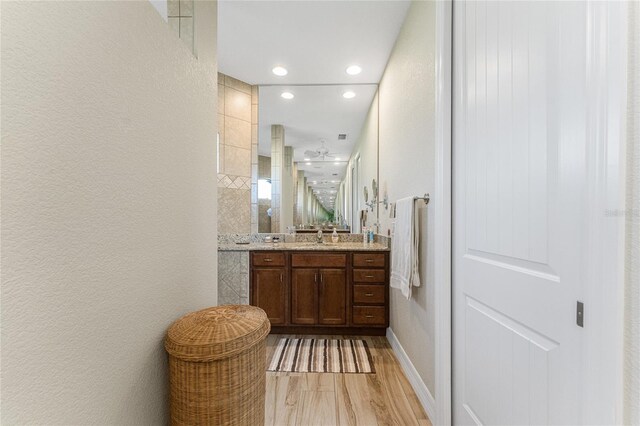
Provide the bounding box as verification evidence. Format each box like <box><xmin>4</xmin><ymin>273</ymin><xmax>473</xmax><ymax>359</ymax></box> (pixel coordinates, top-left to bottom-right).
<box><xmin>351</xmin><ymin>253</ymin><xmax>388</xmax><ymax>326</ymax></box>
<box><xmin>250</xmin><ymin>252</ymin><xmax>287</xmax><ymax>326</ymax></box>
<box><xmin>250</xmin><ymin>250</ymin><xmax>388</xmax><ymax>334</ymax></box>
<box><xmin>290</xmin><ymin>253</ymin><xmax>347</xmax><ymax>326</ymax></box>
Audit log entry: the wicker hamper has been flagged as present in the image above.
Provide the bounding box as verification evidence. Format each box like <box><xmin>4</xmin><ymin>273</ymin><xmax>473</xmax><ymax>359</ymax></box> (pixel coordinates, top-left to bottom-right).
<box><xmin>164</xmin><ymin>305</ymin><xmax>271</xmax><ymax>425</ymax></box>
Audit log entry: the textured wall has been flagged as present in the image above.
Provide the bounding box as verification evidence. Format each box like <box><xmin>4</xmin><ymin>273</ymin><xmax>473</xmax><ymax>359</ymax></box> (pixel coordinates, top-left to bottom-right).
<box><xmin>378</xmin><ymin>0</ymin><xmax>437</xmax><ymax>395</ymax></box>
<box><xmin>216</xmin><ymin>73</ymin><xmax>257</xmax><ymax>234</ymax></box>
<box><xmin>1</xmin><ymin>1</ymin><xmax>218</xmax><ymax>424</ymax></box>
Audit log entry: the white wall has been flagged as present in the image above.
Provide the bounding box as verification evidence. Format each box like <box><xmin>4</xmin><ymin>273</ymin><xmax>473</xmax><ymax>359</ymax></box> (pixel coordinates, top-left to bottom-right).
<box><xmin>1</xmin><ymin>1</ymin><xmax>218</xmax><ymax>424</ymax></box>
<box><xmin>378</xmin><ymin>0</ymin><xmax>437</xmax><ymax>395</ymax></box>
<box><xmin>625</xmin><ymin>1</ymin><xmax>640</xmax><ymax>423</ymax></box>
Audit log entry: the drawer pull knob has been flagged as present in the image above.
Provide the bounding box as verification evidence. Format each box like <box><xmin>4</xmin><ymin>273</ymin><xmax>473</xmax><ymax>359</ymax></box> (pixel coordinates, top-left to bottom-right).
<box><xmin>365</xmin><ymin>293</ymin><xmax>374</xmax><ymax>296</ymax></box>
<box><xmin>365</xmin><ymin>315</ymin><xmax>374</xmax><ymax>318</ymax></box>
<box><xmin>365</xmin><ymin>259</ymin><xmax>374</xmax><ymax>263</ymax></box>
<box><xmin>264</xmin><ymin>258</ymin><xmax>273</xmax><ymax>262</ymax></box>
<box><xmin>365</xmin><ymin>275</ymin><xmax>374</xmax><ymax>278</ymax></box>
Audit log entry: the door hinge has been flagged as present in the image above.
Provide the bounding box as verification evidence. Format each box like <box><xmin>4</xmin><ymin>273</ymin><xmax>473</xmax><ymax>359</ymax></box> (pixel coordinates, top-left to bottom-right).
<box><xmin>576</xmin><ymin>301</ymin><xmax>584</xmax><ymax>327</ymax></box>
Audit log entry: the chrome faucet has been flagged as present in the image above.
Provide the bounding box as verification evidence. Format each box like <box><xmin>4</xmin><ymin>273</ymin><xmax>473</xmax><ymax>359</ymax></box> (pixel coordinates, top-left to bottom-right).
<box><xmin>316</xmin><ymin>229</ymin><xmax>323</xmax><ymax>244</ymax></box>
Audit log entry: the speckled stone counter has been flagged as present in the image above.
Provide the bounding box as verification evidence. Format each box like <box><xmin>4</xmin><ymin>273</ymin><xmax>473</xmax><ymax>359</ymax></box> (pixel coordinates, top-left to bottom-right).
<box><xmin>218</xmin><ymin>241</ymin><xmax>389</xmax><ymax>252</ymax></box>
<box><xmin>217</xmin><ymin>233</ymin><xmax>390</xmax><ymax>305</ymax></box>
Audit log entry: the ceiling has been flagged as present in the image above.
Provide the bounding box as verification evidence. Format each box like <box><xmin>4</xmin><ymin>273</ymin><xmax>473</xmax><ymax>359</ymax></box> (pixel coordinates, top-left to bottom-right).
<box><xmin>218</xmin><ymin>1</ymin><xmax>410</xmax><ymax>212</ymax></box>
<box><xmin>218</xmin><ymin>1</ymin><xmax>411</xmax><ymax>86</ymax></box>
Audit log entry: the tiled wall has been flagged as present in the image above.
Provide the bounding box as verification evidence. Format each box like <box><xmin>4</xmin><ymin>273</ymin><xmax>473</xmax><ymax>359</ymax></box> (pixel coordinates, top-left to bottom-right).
<box><xmin>217</xmin><ymin>251</ymin><xmax>249</xmax><ymax>305</ymax></box>
<box><xmin>167</xmin><ymin>0</ymin><xmax>194</xmax><ymax>52</ymax></box>
<box><xmin>217</xmin><ymin>73</ymin><xmax>258</xmax><ymax>234</ymax></box>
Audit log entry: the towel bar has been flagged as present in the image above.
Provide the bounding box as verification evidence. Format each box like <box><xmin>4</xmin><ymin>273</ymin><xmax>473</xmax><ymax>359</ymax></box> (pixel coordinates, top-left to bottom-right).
<box><xmin>414</xmin><ymin>193</ymin><xmax>430</xmax><ymax>205</ymax></box>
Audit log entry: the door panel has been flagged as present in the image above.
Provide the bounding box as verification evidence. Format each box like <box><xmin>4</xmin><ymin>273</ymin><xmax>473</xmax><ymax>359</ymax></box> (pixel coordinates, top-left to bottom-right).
<box><xmin>291</xmin><ymin>268</ymin><xmax>317</xmax><ymax>325</ymax></box>
<box><xmin>251</xmin><ymin>268</ymin><xmax>286</xmax><ymax>326</ymax></box>
<box><xmin>454</xmin><ymin>1</ymin><xmax>589</xmax><ymax>424</ymax></box>
<box><xmin>318</xmin><ymin>268</ymin><xmax>347</xmax><ymax>325</ymax></box>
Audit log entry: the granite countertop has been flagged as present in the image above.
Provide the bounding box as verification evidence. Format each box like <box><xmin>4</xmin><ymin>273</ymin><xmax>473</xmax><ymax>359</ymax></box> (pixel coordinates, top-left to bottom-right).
<box><xmin>218</xmin><ymin>241</ymin><xmax>389</xmax><ymax>252</ymax></box>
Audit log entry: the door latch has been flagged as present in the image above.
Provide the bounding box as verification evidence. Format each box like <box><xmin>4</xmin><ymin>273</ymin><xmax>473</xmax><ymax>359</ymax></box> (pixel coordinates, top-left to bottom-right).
<box><xmin>576</xmin><ymin>301</ymin><xmax>584</xmax><ymax>327</ymax></box>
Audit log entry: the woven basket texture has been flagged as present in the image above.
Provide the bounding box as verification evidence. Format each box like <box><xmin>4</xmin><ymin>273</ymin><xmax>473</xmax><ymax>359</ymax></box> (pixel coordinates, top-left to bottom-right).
<box><xmin>165</xmin><ymin>305</ymin><xmax>271</xmax><ymax>425</ymax></box>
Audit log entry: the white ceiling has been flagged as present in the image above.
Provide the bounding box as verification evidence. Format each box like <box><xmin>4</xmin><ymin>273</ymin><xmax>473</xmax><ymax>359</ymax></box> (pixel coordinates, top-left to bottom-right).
<box><xmin>258</xmin><ymin>84</ymin><xmax>377</xmax><ymax>159</ymax></box>
<box><xmin>218</xmin><ymin>1</ymin><xmax>410</xmax><ymax>212</ymax></box>
<box><xmin>218</xmin><ymin>1</ymin><xmax>411</xmax><ymax>85</ymax></box>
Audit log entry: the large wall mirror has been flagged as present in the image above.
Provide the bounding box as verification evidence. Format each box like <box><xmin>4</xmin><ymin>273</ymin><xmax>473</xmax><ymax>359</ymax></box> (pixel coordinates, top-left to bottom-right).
<box><xmin>256</xmin><ymin>85</ymin><xmax>379</xmax><ymax>234</ymax></box>
<box><xmin>216</xmin><ymin>1</ymin><xmax>408</xmax><ymax>236</ymax></box>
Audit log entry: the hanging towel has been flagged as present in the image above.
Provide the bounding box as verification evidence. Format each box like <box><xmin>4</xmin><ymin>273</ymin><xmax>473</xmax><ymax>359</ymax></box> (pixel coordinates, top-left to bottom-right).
<box><xmin>390</xmin><ymin>197</ymin><xmax>421</xmax><ymax>299</ymax></box>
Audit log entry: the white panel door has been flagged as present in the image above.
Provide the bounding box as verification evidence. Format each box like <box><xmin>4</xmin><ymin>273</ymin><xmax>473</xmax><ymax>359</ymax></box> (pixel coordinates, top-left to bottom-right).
<box><xmin>453</xmin><ymin>1</ymin><xmax>594</xmax><ymax>424</ymax></box>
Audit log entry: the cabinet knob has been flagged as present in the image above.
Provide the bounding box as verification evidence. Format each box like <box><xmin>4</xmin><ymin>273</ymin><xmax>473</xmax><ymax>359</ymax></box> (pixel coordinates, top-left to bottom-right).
<box><xmin>263</xmin><ymin>258</ymin><xmax>272</xmax><ymax>262</ymax></box>
<box><xmin>365</xmin><ymin>259</ymin><xmax>374</xmax><ymax>263</ymax></box>
<box><xmin>280</xmin><ymin>273</ymin><xmax>283</xmax><ymax>283</ymax></box>
<box><xmin>365</xmin><ymin>293</ymin><xmax>374</xmax><ymax>297</ymax></box>
<box><xmin>365</xmin><ymin>315</ymin><xmax>374</xmax><ymax>318</ymax></box>
<box><xmin>365</xmin><ymin>275</ymin><xmax>374</xmax><ymax>278</ymax></box>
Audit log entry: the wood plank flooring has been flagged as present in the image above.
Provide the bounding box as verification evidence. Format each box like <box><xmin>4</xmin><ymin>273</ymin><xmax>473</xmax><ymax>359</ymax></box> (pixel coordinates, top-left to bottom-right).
<box><xmin>265</xmin><ymin>335</ymin><xmax>432</xmax><ymax>426</ymax></box>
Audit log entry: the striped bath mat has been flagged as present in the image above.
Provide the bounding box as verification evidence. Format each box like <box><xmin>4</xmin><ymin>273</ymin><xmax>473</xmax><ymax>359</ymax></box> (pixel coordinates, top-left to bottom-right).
<box><xmin>268</xmin><ymin>338</ymin><xmax>375</xmax><ymax>373</ymax></box>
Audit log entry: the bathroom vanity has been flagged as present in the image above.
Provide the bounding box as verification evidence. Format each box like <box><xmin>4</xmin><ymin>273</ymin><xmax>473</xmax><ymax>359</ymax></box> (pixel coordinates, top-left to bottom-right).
<box><xmin>251</xmin><ymin>249</ymin><xmax>389</xmax><ymax>335</ymax></box>
<box><xmin>220</xmin><ymin>236</ymin><xmax>389</xmax><ymax>335</ymax></box>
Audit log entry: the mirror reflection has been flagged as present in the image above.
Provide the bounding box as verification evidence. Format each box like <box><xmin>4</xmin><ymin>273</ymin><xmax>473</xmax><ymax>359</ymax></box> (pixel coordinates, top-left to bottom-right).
<box><xmin>257</xmin><ymin>84</ymin><xmax>378</xmax><ymax>234</ymax></box>
<box><xmin>216</xmin><ymin>1</ymin><xmax>408</xmax><ymax>237</ymax></box>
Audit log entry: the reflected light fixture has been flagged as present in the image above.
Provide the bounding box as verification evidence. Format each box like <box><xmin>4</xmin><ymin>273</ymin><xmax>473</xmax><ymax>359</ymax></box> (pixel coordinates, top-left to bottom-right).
<box><xmin>306</xmin><ymin>162</ymin><xmax>311</xmax><ymax>165</ymax></box>
<box><xmin>272</xmin><ymin>66</ymin><xmax>288</xmax><ymax>76</ymax></box>
<box><xmin>346</xmin><ymin>65</ymin><xmax>362</xmax><ymax>75</ymax></box>
<box><xmin>342</xmin><ymin>91</ymin><xmax>356</xmax><ymax>99</ymax></box>
<box><xmin>281</xmin><ymin>92</ymin><xmax>294</xmax><ymax>99</ymax></box>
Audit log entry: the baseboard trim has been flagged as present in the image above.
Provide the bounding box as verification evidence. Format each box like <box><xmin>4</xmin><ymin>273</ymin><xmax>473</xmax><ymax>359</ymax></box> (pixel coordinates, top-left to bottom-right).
<box><xmin>386</xmin><ymin>327</ymin><xmax>437</xmax><ymax>423</ymax></box>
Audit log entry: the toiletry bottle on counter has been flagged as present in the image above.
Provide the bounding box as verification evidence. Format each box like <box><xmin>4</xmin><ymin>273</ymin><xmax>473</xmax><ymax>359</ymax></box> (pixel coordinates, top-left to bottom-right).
<box><xmin>331</xmin><ymin>228</ymin><xmax>339</xmax><ymax>243</ymax></box>
<box><xmin>362</xmin><ymin>227</ymin><xmax>368</xmax><ymax>245</ymax></box>
<box><xmin>368</xmin><ymin>228</ymin><xmax>374</xmax><ymax>244</ymax></box>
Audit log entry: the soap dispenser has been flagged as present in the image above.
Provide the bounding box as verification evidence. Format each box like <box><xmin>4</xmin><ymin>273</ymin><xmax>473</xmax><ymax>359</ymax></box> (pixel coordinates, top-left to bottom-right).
<box><xmin>331</xmin><ymin>228</ymin><xmax>339</xmax><ymax>243</ymax></box>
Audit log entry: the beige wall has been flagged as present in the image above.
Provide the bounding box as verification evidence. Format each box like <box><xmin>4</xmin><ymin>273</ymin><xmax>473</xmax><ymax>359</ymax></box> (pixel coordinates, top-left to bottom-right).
<box><xmin>217</xmin><ymin>73</ymin><xmax>258</xmax><ymax>234</ymax></box>
<box><xmin>1</xmin><ymin>1</ymin><xmax>218</xmax><ymax>424</ymax></box>
<box><xmin>341</xmin><ymin>93</ymin><xmax>379</xmax><ymax>231</ymax></box>
<box><xmin>379</xmin><ymin>0</ymin><xmax>437</xmax><ymax>395</ymax></box>
<box><xmin>342</xmin><ymin>7</ymin><xmax>436</xmax><ymax>396</ymax></box>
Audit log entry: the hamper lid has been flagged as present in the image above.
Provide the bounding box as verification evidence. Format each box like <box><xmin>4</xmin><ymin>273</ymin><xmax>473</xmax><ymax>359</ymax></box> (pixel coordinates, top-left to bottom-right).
<box><xmin>164</xmin><ymin>305</ymin><xmax>271</xmax><ymax>362</ymax></box>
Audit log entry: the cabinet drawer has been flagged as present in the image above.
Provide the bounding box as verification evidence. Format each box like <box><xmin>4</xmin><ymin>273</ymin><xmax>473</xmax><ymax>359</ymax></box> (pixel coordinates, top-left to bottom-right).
<box><xmin>252</xmin><ymin>252</ymin><xmax>285</xmax><ymax>267</ymax></box>
<box><xmin>352</xmin><ymin>306</ymin><xmax>386</xmax><ymax>325</ymax></box>
<box><xmin>353</xmin><ymin>269</ymin><xmax>386</xmax><ymax>283</ymax></box>
<box><xmin>353</xmin><ymin>285</ymin><xmax>385</xmax><ymax>304</ymax></box>
<box><xmin>291</xmin><ymin>253</ymin><xmax>346</xmax><ymax>268</ymax></box>
<box><xmin>352</xmin><ymin>253</ymin><xmax>386</xmax><ymax>268</ymax></box>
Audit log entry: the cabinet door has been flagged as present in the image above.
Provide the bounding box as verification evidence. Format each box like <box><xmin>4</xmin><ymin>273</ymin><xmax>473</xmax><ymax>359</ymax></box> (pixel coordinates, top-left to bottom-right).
<box><xmin>291</xmin><ymin>269</ymin><xmax>318</xmax><ymax>325</ymax></box>
<box><xmin>251</xmin><ymin>268</ymin><xmax>286</xmax><ymax>326</ymax></box>
<box><xmin>318</xmin><ymin>268</ymin><xmax>347</xmax><ymax>325</ymax></box>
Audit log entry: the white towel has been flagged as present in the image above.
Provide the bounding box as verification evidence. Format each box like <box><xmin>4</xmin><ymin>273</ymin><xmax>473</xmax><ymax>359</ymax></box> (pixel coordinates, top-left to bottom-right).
<box><xmin>390</xmin><ymin>197</ymin><xmax>421</xmax><ymax>299</ymax></box>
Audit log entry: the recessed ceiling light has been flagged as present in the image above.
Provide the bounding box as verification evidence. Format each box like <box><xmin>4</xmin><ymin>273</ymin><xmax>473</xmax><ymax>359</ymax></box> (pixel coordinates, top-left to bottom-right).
<box><xmin>334</xmin><ymin>162</ymin><xmax>340</xmax><ymax>165</ymax></box>
<box><xmin>304</xmin><ymin>158</ymin><xmax>310</xmax><ymax>161</ymax></box>
<box><xmin>346</xmin><ymin>65</ymin><xmax>362</xmax><ymax>75</ymax></box>
<box><xmin>272</xmin><ymin>66</ymin><xmax>288</xmax><ymax>76</ymax></box>
<box><xmin>305</xmin><ymin>162</ymin><xmax>311</xmax><ymax>165</ymax></box>
<box><xmin>335</xmin><ymin>157</ymin><xmax>340</xmax><ymax>161</ymax></box>
<box><xmin>343</xmin><ymin>91</ymin><xmax>356</xmax><ymax>99</ymax></box>
<box><xmin>281</xmin><ymin>92</ymin><xmax>294</xmax><ymax>99</ymax></box>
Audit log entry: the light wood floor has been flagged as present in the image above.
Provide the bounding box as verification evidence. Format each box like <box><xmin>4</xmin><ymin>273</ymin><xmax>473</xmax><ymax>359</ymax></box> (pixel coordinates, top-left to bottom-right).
<box><xmin>265</xmin><ymin>334</ymin><xmax>432</xmax><ymax>426</ymax></box>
